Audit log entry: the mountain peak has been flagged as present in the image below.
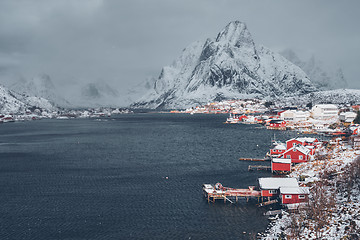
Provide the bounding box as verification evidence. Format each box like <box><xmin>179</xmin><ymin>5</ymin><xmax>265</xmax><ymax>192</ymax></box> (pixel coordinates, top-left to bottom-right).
<box><xmin>215</xmin><ymin>21</ymin><xmax>254</xmax><ymax>48</ymax></box>
<box><xmin>132</xmin><ymin>21</ymin><xmax>316</xmax><ymax>109</ymax></box>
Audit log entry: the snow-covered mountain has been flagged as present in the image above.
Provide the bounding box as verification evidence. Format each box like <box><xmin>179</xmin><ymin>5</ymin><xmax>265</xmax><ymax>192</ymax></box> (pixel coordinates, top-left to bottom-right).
<box><xmin>62</xmin><ymin>80</ymin><xmax>123</xmax><ymax>107</ymax></box>
<box><xmin>278</xmin><ymin>89</ymin><xmax>360</xmax><ymax>106</ymax></box>
<box><xmin>9</xmin><ymin>74</ymin><xmax>71</xmax><ymax>107</ymax></box>
<box><xmin>132</xmin><ymin>21</ymin><xmax>316</xmax><ymax>109</ymax></box>
<box><xmin>280</xmin><ymin>49</ymin><xmax>348</xmax><ymax>90</ymax></box>
<box><xmin>0</xmin><ymin>84</ymin><xmax>56</xmax><ymax>114</ymax></box>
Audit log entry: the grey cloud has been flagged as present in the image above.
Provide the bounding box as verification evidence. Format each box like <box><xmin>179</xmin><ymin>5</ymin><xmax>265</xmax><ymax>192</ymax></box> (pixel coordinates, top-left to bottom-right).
<box><xmin>0</xmin><ymin>0</ymin><xmax>359</xmax><ymax>96</ymax></box>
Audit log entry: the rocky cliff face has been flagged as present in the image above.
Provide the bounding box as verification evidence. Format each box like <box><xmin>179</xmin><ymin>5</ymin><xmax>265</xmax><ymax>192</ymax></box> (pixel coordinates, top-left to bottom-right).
<box><xmin>132</xmin><ymin>21</ymin><xmax>316</xmax><ymax>109</ymax></box>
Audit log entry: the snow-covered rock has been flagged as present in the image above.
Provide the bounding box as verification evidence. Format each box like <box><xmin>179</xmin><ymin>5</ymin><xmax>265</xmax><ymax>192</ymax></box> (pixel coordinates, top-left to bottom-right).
<box><xmin>0</xmin><ymin>84</ymin><xmax>57</xmax><ymax>114</ymax></box>
<box><xmin>277</xmin><ymin>89</ymin><xmax>360</xmax><ymax>106</ymax></box>
<box><xmin>132</xmin><ymin>21</ymin><xmax>316</xmax><ymax>109</ymax></box>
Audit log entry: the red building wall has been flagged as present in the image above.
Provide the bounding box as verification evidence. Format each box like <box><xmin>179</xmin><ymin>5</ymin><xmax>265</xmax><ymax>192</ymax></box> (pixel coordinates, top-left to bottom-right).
<box><xmin>271</xmin><ymin>162</ymin><xmax>291</xmax><ymax>172</ymax></box>
<box><xmin>281</xmin><ymin>194</ymin><xmax>308</xmax><ymax>204</ymax></box>
<box><xmin>282</xmin><ymin>150</ymin><xmax>308</xmax><ymax>163</ymax></box>
<box><xmin>261</xmin><ymin>189</ymin><xmax>279</xmax><ymax>197</ymax></box>
<box><xmin>270</xmin><ymin>149</ymin><xmax>285</xmax><ymax>156</ymax></box>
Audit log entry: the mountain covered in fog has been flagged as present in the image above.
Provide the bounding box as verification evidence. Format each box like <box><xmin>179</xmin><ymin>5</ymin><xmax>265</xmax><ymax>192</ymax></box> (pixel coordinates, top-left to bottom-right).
<box><xmin>0</xmin><ymin>84</ymin><xmax>56</xmax><ymax>113</ymax></box>
<box><xmin>280</xmin><ymin>49</ymin><xmax>348</xmax><ymax>90</ymax></box>
<box><xmin>9</xmin><ymin>74</ymin><xmax>71</xmax><ymax>107</ymax></box>
<box><xmin>132</xmin><ymin>21</ymin><xmax>317</xmax><ymax>109</ymax></box>
<box><xmin>2</xmin><ymin>74</ymin><xmax>123</xmax><ymax>108</ymax></box>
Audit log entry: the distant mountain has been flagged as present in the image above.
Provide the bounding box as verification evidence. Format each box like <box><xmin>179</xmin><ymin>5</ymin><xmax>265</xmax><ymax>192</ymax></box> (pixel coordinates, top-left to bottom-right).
<box><xmin>280</xmin><ymin>49</ymin><xmax>348</xmax><ymax>90</ymax></box>
<box><xmin>9</xmin><ymin>74</ymin><xmax>71</xmax><ymax>107</ymax></box>
<box><xmin>278</xmin><ymin>89</ymin><xmax>360</xmax><ymax>106</ymax></box>
<box><xmin>0</xmin><ymin>84</ymin><xmax>56</xmax><ymax>114</ymax></box>
<box><xmin>132</xmin><ymin>21</ymin><xmax>316</xmax><ymax>109</ymax></box>
<box><xmin>65</xmin><ymin>81</ymin><xmax>122</xmax><ymax>107</ymax></box>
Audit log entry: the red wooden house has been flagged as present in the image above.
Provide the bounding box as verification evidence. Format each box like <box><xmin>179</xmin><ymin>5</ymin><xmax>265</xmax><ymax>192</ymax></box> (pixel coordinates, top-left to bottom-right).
<box><xmin>353</xmin><ymin>127</ymin><xmax>360</xmax><ymax>135</ymax></box>
<box><xmin>258</xmin><ymin>177</ymin><xmax>298</xmax><ymax>199</ymax></box>
<box><xmin>279</xmin><ymin>187</ymin><xmax>310</xmax><ymax>208</ymax></box>
<box><xmin>271</xmin><ymin>158</ymin><xmax>291</xmax><ymax>173</ymax></box>
<box><xmin>279</xmin><ymin>145</ymin><xmax>312</xmax><ymax>163</ymax></box>
<box><xmin>286</xmin><ymin>137</ymin><xmax>319</xmax><ymax>150</ymax></box>
<box><xmin>267</xmin><ymin>120</ymin><xmax>287</xmax><ymax>130</ymax></box>
<box><xmin>269</xmin><ymin>143</ymin><xmax>286</xmax><ymax>157</ymax></box>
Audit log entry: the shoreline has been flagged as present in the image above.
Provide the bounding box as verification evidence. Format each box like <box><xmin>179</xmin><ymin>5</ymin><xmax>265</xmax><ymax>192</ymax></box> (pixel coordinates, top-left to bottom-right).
<box><xmin>261</xmin><ymin>141</ymin><xmax>360</xmax><ymax>239</ymax></box>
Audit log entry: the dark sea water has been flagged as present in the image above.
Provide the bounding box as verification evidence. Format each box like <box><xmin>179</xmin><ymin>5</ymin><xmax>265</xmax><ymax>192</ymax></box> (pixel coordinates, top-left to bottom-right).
<box><xmin>0</xmin><ymin>114</ymin><xmax>302</xmax><ymax>240</ymax></box>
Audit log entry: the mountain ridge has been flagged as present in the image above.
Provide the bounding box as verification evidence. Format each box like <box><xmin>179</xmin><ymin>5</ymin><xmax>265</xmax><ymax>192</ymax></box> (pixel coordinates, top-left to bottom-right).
<box><xmin>132</xmin><ymin>21</ymin><xmax>317</xmax><ymax>109</ymax></box>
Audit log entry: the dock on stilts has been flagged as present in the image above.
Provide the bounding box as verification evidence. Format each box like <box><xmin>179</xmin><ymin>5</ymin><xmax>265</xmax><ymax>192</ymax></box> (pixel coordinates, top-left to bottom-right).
<box><xmin>258</xmin><ymin>199</ymin><xmax>278</xmax><ymax>207</ymax></box>
<box><xmin>248</xmin><ymin>165</ymin><xmax>271</xmax><ymax>171</ymax></box>
<box><xmin>239</xmin><ymin>158</ymin><xmax>270</xmax><ymax>162</ymax></box>
<box><xmin>202</xmin><ymin>183</ymin><xmax>261</xmax><ymax>204</ymax></box>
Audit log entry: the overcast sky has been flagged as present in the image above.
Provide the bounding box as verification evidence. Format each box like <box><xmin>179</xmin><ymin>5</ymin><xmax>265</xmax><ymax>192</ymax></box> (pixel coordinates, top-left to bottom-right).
<box><xmin>0</xmin><ymin>0</ymin><xmax>359</xmax><ymax>92</ymax></box>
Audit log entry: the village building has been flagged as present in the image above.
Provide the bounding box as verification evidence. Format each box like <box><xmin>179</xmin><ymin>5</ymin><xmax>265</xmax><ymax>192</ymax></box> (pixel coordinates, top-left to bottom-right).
<box><xmin>258</xmin><ymin>177</ymin><xmax>298</xmax><ymax>199</ymax></box>
<box><xmin>339</xmin><ymin>111</ymin><xmax>357</xmax><ymax>123</ymax></box>
<box><xmin>267</xmin><ymin>119</ymin><xmax>286</xmax><ymax>130</ymax></box>
<box><xmin>279</xmin><ymin>187</ymin><xmax>310</xmax><ymax>208</ymax></box>
<box><xmin>311</xmin><ymin>104</ymin><xmax>339</xmax><ymax>119</ymax></box>
<box><xmin>269</xmin><ymin>143</ymin><xmax>286</xmax><ymax>157</ymax></box>
<box><xmin>279</xmin><ymin>145</ymin><xmax>313</xmax><ymax>163</ymax></box>
<box><xmin>271</xmin><ymin>158</ymin><xmax>291</xmax><ymax>173</ymax></box>
<box><xmin>285</xmin><ymin>137</ymin><xmax>319</xmax><ymax>150</ymax></box>
<box><xmin>280</xmin><ymin>110</ymin><xmax>310</xmax><ymax>121</ymax></box>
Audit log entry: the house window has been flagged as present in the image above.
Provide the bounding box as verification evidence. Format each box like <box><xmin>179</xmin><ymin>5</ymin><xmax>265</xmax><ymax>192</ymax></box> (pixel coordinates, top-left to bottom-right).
<box><xmin>299</xmin><ymin>195</ymin><xmax>305</xmax><ymax>199</ymax></box>
<box><xmin>286</xmin><ymin>155</ymin><xmax>291</xmax><ymax>159</ymax></box>
<box><xmin>293</xmin><ymin>143</ymin><xmax>296</xmax><ymax>147</ymax></box>
<box><xmin>285</xmin><ymin>195</ymin><xmax>292</xmax><ymax>199</ymax></box>
<box><xmin>299</xmin><ymin>155</ymin><xmax>303</xmax><ymax>160</ymax></box>
<box><xmin>269</xmin><ymin>190</ymin><xmax>277</xmax><ymax>194</ymax></box>
<box><xmin>293</xmin><ymin>148</ymin><xmax>296</xmax><ymax>152</ymax></box>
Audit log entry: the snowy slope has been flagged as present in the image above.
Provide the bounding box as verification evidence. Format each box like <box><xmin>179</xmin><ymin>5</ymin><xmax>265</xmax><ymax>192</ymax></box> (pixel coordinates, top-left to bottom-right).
<box><xmin>0</xmin><ymin>84</ymin><xmax>56</xmax><ymax>113</ymax></box>
<box><xmin>280</xmin><ymin>49</ymin><xmax>348</xmax><ymax>90</ymax></box>
<box><xmin>132</xmin><ymin>21</ymin><xmax>316</xmax><ymax>109</ymax></box>
<box><xmin>278</xmin><ymin>89</ymin><xmax>360</xmax><ymax>106</ymax></box>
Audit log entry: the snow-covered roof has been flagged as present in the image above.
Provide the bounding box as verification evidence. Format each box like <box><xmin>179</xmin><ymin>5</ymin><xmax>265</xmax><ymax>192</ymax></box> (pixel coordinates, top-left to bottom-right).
<box><xmin>282</xmin><ymin>145</ymin><xmax>311</xmax><ymax>156</ymax></box>
<box><xmin>296</xmin><ymin>137</ymin><xmax>317</xmax><ymax>143</ymax></box>
<box><xmin>272</xmin><ymin>158</ymin><xmax>291</xmax><ymax>164</ymax></box>
<box><xmin>203</xmin><ymin>184</ymin><xmax>213</xmax><ymax>189</ymax></box>
<box><xmin>258</xmin><ymin>177</ymin><xmax>298</xmax><ymax>190</ymax></box>
<box><xmin>287</xmin><ymin>137</ymin><xmax>317</xmax><ymax>143</ymax></box>
<box><xmin>296</xmin><ymin>145</ymin><xmax>311</xmax><ymax>155</ymax></box>
<box><xmin>313</xmin><ymin>104</ymin><xmax>338</xmax><ymax>109</ymax></box>
<box><xmin>280</xmin><ymin>187</ymin><xmax>310</xmax><ymax>195</ymax></box>
<box><xmin>274</xmin><ymin>144</ymin><xmax>286</xmax><ymax>150</ymax></box>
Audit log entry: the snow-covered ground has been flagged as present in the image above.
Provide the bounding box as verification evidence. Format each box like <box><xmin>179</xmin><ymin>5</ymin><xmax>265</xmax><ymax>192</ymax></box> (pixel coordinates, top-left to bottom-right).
<box><xmin>261</xmin><ymin>143</ymin><xmax>360</xmax><ymax>239</ymax></box>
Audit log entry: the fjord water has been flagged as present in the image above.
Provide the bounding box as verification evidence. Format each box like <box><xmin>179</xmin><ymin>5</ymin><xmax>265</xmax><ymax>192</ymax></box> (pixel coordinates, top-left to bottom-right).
<box><xmin>0</xmin><ymin>114</ymin><xmax>299</xmax><ymax>239</ymax></box>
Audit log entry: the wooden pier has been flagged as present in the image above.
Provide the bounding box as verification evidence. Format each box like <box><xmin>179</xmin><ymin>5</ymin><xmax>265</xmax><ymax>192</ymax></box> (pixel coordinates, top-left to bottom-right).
<box><xmin>239</xmin><ymin>157</ymin><xmax>270</xmax><ymax>162</ymax></box>
<box><xmin>202</xmin><ymin>183</ymin><xmax>261</xmax><ymax>204</ymax></box>
<box><xmin>248</xmin><ymin>165</ymin><xmax>271</xmax><ymax>171</ymax></box>
<box><xmin>258</xmin><ymin>199</ymin><xmax>278</xmax><ymax>207</ymax></box>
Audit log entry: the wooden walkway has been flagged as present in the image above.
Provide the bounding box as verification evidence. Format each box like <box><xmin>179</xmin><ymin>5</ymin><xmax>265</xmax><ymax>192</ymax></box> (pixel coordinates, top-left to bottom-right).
<box><xmin>203</xmin><ymin>183</ymin><xmax>261</xmax><ymax>204</ymax></box>
<box><xmin>239</xmin><ymin>157</ymin><xmax>270</xmax><ymax>162</ymax></box>
<box><xmin>248</xmin><ymin>165</ymin><xmax>271</xmax><ymax>171</ymax></box>
<box><xmin>258</xmin><ymin>199</ymin><xmax>278</xmax><ymax>207</ymax></box>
